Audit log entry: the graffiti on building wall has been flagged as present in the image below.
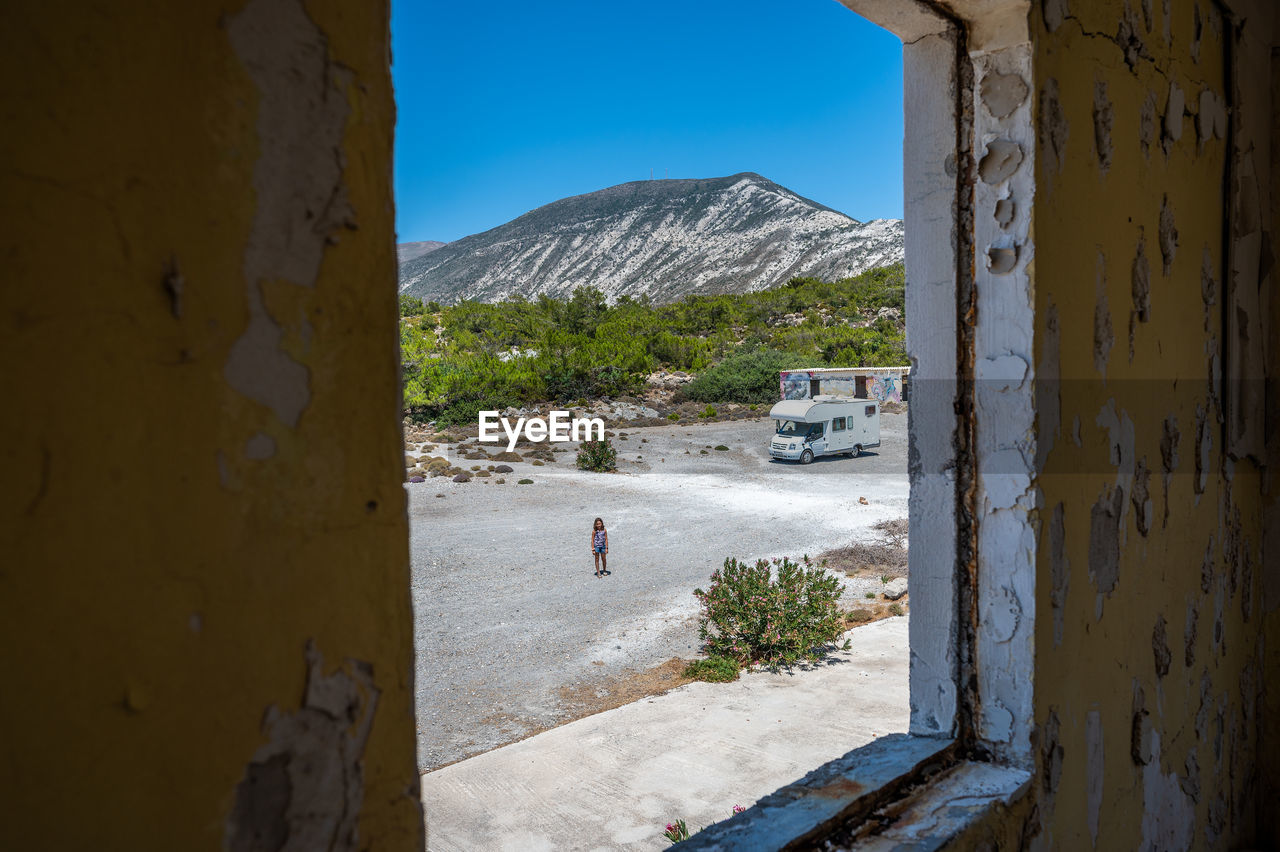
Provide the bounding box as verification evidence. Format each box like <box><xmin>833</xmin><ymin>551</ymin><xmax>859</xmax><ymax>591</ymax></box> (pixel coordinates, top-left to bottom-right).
<box><xmin>780</xmin><ymin>371</ymin><xmax>811</xmax><ymax>400</ymax></box>
<box><xmin>779</xmin><ymin>370</ymin><xmax>905</xmax><ymax>403</ymax></box>
<box><xmin>817</xmin><ymin>376</ymin><xmax>859</xmax><ymax>397</ymax></box>
<box><xmin>865</xmin><ymin>375</ymin><xmax>901</xmax><ymax>404</ymax></box>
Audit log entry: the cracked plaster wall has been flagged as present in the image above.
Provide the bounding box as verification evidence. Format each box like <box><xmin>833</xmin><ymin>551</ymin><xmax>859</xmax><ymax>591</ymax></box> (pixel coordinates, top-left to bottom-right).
<box><xmin>0</xmin><ymin>1</ymin><xmax>422</xmax><ymax>848</ymax></box>
<box><xmin>1028</xmin><ymin>0</ymin><xmax>1276</xmax><ymax>848</ymax></box>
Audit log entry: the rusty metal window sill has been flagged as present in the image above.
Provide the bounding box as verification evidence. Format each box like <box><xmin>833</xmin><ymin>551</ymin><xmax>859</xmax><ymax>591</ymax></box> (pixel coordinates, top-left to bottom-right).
<box><xmin>678</xmin><ymin>735</ymin><xmax>1030</xmax><ymax>850</ymax></box>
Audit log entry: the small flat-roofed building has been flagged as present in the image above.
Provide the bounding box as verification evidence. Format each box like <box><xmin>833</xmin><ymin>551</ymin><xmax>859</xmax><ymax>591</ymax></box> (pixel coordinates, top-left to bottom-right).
<box><xmin>779</xmin><ymin>366</ymin><xmax>909</xmax><ymax>403</ymax></box>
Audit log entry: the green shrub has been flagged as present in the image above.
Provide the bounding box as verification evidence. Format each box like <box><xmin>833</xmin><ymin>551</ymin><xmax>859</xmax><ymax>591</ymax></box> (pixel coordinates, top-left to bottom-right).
<box><xmin>714</xmin><ymin>445</ymin><xmax>729</xmax><ymax>451</ymax></box>
<box><xmin>681</xmin><ymin>655</ymin><xmax>740</xmax><ymax>682</ymax></box>
<box><xmin>576</xmin><ymin>438</ymin><xmax>617</xmax><ymax>472</ymax></box>
<box><xmin>698</xmin><ymin>405</ymin><xmax>717</xmax><ymax>419</ymax></box>
<box><xmin>888</xmin><ymin>603</ymin><xmax>904</xmax><ymax>616</ymax></box>
<box><xmin>685</xmin><ymin>348</ymin><xmax>795</xmax><ymax>405</ymax></box>
<box><xmin>693</xmin><ymin>556</ymin><xmax>849</xmax><ymax>669</ymax></box>
<box><xmin>667</xmin><ymin>412</ymin><xmax>680</xmax><ymax>421</ymax></box>
<box><xmin>517</xmin><ymin>478</ymin><xmax>533</xmax><ymax>484</ymax></box>
<box><xmin>399</xmin><ymin>264</ymin><xmax>906</xmax><ymax>417</ymax></box>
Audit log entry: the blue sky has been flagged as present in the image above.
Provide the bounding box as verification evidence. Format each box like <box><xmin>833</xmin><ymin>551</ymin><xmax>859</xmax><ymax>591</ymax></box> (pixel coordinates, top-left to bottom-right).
<box><xmin>391</xmin><ymin>0</ymin><xmax>903</xmax><ymax>243</ymax></box>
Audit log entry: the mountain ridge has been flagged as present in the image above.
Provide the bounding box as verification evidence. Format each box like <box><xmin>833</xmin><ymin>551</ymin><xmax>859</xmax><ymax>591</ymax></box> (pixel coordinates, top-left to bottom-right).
<box><xmin>397</xmin><ymin>240</ymin><xmax>448</xmax><ymax>264</ymax></box>
<box><xmin>399</xmin><ymin>172</ymin><xmax>903</xmax><ymax>304</ymax></box>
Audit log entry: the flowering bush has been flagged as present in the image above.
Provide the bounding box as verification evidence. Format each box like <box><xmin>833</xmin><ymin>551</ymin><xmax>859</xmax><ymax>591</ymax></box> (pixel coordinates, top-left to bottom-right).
<box><xmin>693</xmin><ymin>556</ymin><xmax>849</xmax><ymax>669</ymax></box>
<box><xmin>576</xmin><ymin>438</ymin><xmax>617</xmax><ymax>472</ymax></box>
<box><xmin>662</xmin><ymin>819</ymin><xmax>690</xmax><ymax>843</ymax></box>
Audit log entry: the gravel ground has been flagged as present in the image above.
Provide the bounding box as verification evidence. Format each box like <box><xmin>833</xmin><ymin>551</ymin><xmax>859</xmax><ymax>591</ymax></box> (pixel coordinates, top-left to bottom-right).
<box><xmin>409</xmin><ymin>414</ymin><xmax>909</xmax><ymax>772</ymax></box>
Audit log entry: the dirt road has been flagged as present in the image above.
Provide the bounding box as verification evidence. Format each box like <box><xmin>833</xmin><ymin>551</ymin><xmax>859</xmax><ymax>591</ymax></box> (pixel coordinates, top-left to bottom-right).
<box><xmin>408</xmin><ymin>414</ymin><xmax>908</xmax><ymax>771</ymax></box>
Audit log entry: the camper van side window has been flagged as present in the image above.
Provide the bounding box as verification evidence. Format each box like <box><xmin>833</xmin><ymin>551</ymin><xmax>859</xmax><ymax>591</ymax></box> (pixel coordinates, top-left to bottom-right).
<box><xmin>832</xmin><ymin>417</ymin><xmax>846</xmax><ymax>432</ymax></box>
<box><xmin>865</xmin><ymin>405</ymin><xmax>876</xmax><ymax>418</ymax></box>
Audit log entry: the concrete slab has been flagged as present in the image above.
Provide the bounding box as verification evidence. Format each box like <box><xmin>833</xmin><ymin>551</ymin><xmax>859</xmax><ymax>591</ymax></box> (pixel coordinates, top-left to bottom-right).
<box><xmin>420</xmin><ymin>617</ymin><xmax>909</xmax><ymax>851</ymax></box>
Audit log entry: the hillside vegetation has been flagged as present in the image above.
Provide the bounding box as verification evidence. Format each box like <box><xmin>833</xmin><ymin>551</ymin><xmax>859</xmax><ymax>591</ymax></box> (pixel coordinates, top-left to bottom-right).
<box><xmin>400</xmin><ymin>263</ymin><xmax>906</xmax><ymax>426</ymax></box>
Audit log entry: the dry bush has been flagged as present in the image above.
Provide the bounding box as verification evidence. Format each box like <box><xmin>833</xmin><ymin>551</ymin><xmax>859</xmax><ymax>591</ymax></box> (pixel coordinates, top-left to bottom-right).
<box><xmin>874</xmin><ymin>518</ymin><xmax>908</xmax><ymax>549</ymax></box>
<box><xmin>818</xmin><ymin>517</ymin><xmax>909</xmax><ymax>579</ymax></box>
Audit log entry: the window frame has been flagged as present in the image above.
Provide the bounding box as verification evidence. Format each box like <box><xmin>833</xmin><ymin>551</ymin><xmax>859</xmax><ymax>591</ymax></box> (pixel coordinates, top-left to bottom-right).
<box><xmin>683</xmin><ymin>1</ymin><xmax>1039</xmax><ymax>845</ymax></box>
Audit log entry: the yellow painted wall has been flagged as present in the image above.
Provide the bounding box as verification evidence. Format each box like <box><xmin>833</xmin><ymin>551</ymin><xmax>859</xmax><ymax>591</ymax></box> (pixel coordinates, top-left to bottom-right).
<box><xmin>0</xmin><ymin>1</ymin><xmax>422</xmax><ymax>848</ymax></box>
<box><xmin>1030</xmin><ymin>0</ymin><xmax>1274</xmax><ymax>847</ymax></box>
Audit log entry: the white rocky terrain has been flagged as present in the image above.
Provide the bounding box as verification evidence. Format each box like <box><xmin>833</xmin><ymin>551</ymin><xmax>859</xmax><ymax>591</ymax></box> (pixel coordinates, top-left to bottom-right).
<box><xmin>398</xmin><ymin>172</ymin><xmax>903</xmax><ymax>304</ymax></box>
<box><xmin>396</xmin><ymin>240</ymin><xmax>447</xmax><ymax>264</ymax></box>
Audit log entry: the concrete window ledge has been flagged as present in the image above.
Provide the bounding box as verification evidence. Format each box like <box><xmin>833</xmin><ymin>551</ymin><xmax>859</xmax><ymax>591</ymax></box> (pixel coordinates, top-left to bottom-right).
<box><xmin>831</xmin><ymin>761</ymin><xmax>1032</xmax><ymax>849</ymax></box>
<box><xmin>680</xmin><ymin>731</ymin><xmax>998</xmax><ymax>849</ymax></box>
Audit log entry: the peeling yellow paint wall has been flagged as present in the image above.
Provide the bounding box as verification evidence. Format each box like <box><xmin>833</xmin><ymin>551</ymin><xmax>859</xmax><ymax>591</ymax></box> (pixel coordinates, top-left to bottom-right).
<box><xmin>0</xmin><ymin>1</ymin><xmax>422</xmax><ymax>848</ymax></box>
<box><xmin>1030</xmin><ymin>0</ymin><xmax>1275</xmax><ymax>848</ymax></box>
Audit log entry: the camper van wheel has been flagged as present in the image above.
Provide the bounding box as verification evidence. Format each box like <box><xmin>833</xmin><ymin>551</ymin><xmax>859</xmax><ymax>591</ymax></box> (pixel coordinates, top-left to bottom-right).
<box><xmin>799</xmin><ymin>449</ymin><xmax>814</xmax><ymax>465</ymax></box>
<box><xmin>852</xmin><ymin>444</ymin><xmax>863</xmax><ymax>458</ymax></box>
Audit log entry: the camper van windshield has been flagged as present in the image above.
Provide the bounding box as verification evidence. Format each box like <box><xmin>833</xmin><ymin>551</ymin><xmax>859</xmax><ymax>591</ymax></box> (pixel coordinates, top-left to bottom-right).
<box><xmin>775</xmin><ymin>420</ymin><xmax>820</xmax><ymax>437</ymax></box>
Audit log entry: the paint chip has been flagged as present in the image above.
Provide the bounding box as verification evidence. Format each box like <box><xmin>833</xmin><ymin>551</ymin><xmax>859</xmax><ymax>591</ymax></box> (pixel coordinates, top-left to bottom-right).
<box><xmin>1190</xmin><ymin>2</ymin><xmax>1202</xmax><ymax>62</ymax></box>
<box><xmin>1159</xmin><ymin>195</ymin><xmax>1178</xmax><ymax>275</ymax></box>
<box><xmin>1160</xmin><ymin>415</ymin><xmax>1179</xmax><ymax>528</ymax></box>
<box><xmin>1152</xmin><ymin>614</ymin><xmax>1171</xmax><ymax>678</ymax></box>
<box><xmin>1094</xmin><ymin>252</ymin><xmax>1114</xmax><ymax>375</ymax></box>
<box><xmin>1093</xmin><ymin>81</ymin><xmax>1114</xmax><ymax>173</ymax></box>
<box><xmin>1036</xmin><ymin>300</ymin><xmax>1062</xmax><ymax>471</ymax></box>
<box><xmin>1050</xmin><ymin>503</ymin><xmax>1069</xmax><ymax>647</ymax></box>
<box><xmin>1039</xmin><ymin>79</ymin><xmax>1068</xmax><ymax>180</ymax></box>
<box><xmin>1132</xmin><ymin>681</ymin><xmax>1152</xmax><ymax>765</ymax></box>
<box><xmin>1201</xmin><ymin>538</ymin><xmax>1215</xmax><ymax>594</ymax></box>
<box><xmin>1139</xmin><ymin>90</ymin><xmax>1158</xmax><ymax>158</ymax></box>
<box><xmin>1043</xmin><ymin>0</ymin><xmax>1068</xmax><ymax>32</ymax></box>
<box><xmin>1086</xmin><ymin>711</ymin><xmax>1104</xmax><ymax>845</ymax></box>
<box><xmin>988</xmin><ymin>246</ymin><xmax>1018</xmax><ymax>274</ymax></box>
<box><xmin>1131</xmin><ymin>232</ymin><xmax>1150</xmax><ymax>321</ymax></box>
<box><xmin>980</xmin><ymin>72</ymin><xmax>1030</xmax><ymax>119</ymax></box>
<box><xmin>1131</xmin><ymin>457</ymin><xmax>1152</xmax><ymax>536</ymax></box>
<box><xmin>1117</xmin><ymin>0</ymin><xmax>1151</xmax><ymax>70</ymax></box>
<box><xmin>1089</xmin><ymin>485</ymin><xmax>1124</xmax><ymax>606</ymax></box>
<box><xmin>1184</xmin><ymin>601</ymin><xmax>1198</xmax><ymax>667</ymax></box>
<box><xmin>1200</xmin><ymin>246</ymin><xmax>1216</xmax><ymax>330</ymax></box>
<box><xmin>223</xmin><ymin>0</ymin><xmax>357</xmax><ymax>429</ymax></box>
<box><xmin>226</xmin><ymin>641</ymin><xmax>380</xmax><ymax>852</ymax></box>
<box><xmin>978</xmin><ymin>139</ymin><xmax>1024</xmax><ymax>185</ymax></box>
<box><xmin>1194</xmin><ymin>403</ymin><xmax>1209</xmax><ymax>495</ymax></box>
<box><xmin>1162</xmin><ymin>82</ymin><xmax>1186</xmax><ymax>152</ymax></box>
<box><xmin>994</xmin><ymin>197</ymin><xmax>1015</xmax><ymax>228</ymax></box>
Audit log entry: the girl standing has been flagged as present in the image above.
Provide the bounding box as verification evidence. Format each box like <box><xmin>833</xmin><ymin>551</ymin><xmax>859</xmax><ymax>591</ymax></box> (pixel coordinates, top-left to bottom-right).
<box><xmin>591</xmin><ymin>517</ymin><xmax>609</xmax><ymax>577</ymax></box>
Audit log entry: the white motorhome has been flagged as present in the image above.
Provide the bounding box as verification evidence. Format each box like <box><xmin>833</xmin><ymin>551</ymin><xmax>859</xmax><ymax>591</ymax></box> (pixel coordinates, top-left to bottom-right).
<box><xmin>768</xmin><ymin>397</ymin><xmax>880</xmax><ymax>464</ymax></box>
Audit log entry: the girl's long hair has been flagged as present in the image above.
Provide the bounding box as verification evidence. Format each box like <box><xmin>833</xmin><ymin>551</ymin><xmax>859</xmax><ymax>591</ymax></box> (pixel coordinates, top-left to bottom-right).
<box><xmin>593</xmin><ymin>517</ymin><xmax>605</xmax><ymax>530</ymax></box>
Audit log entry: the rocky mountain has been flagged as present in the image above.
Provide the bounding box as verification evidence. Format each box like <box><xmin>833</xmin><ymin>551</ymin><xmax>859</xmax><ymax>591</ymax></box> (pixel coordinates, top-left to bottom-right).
<box><xmin>396</xmin><ymin>240</ymin><xmax>448</xmax><ymax>264</ymax></box>
<box><xmin>398</xmin><ymin>173</ymin><xmax>903</xmax><ymax>304</ymax></box>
